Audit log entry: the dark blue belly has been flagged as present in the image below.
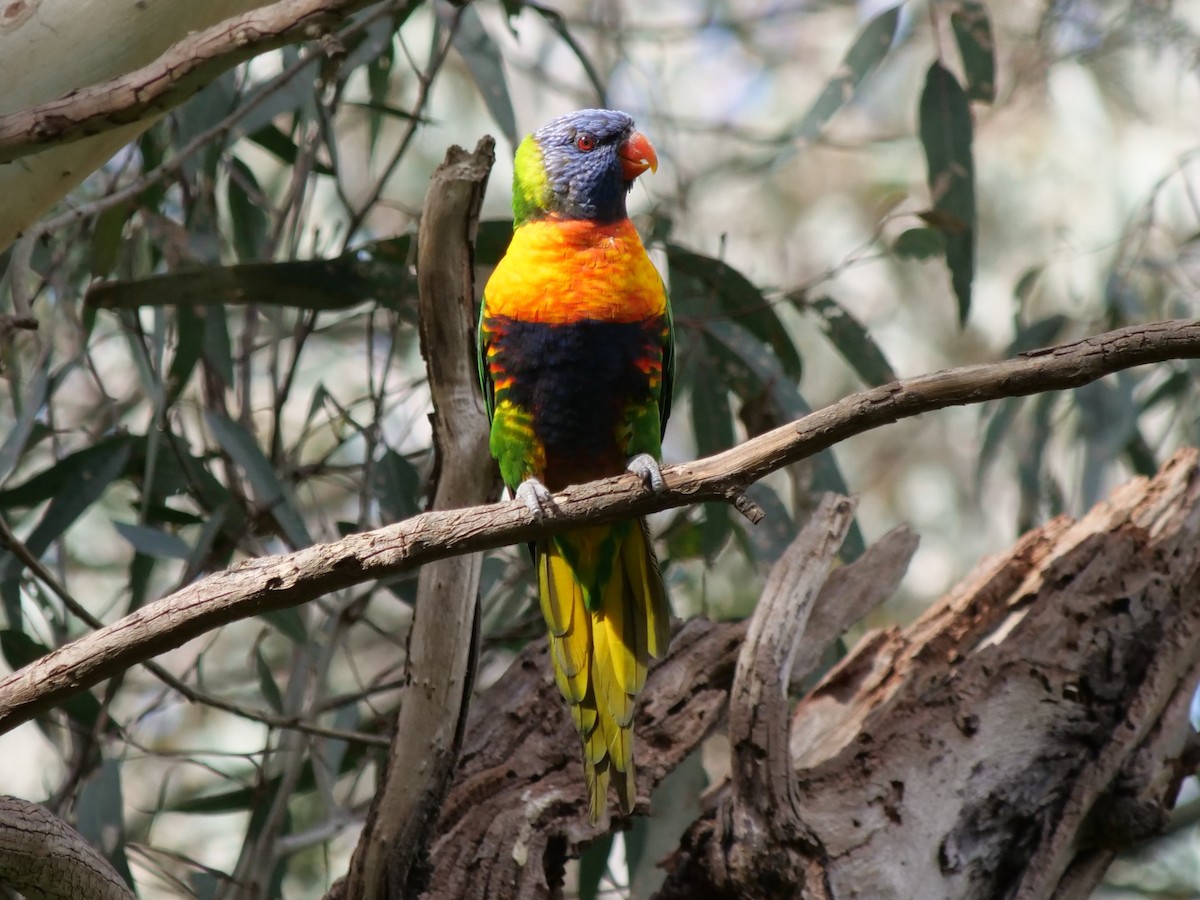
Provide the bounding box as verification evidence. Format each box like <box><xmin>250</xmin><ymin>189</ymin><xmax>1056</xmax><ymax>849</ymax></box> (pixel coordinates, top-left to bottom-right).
<box><xmin>490</xmin><ymin>315</ymin><xmax>661</xmax><ymax>473</ymax></box>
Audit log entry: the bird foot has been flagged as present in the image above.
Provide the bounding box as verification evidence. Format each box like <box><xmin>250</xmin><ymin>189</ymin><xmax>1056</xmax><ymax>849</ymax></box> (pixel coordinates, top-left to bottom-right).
<box><xmin>515</xmin><ymin>477</ymin><xmax>555</xmax><ymax>521</ymax></box>
<box><xmin>626</xmin><ymin>453</ymin><xmax>665</xmax><ymax>493</ymax></box>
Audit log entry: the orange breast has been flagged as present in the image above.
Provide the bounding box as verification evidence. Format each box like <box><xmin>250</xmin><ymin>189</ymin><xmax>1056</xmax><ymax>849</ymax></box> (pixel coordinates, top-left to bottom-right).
<box><xmin>483</xmin><ymin>218</ymin><xmax>666</xmax><ymax>324</ymax></box>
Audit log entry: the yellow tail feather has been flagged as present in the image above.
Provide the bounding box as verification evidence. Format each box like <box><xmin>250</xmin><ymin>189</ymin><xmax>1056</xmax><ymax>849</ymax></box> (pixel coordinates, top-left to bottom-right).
<box><xmin>537</xmin><ymin>520</ymin><xmax>670</xmax><ymax>823</ymax></box>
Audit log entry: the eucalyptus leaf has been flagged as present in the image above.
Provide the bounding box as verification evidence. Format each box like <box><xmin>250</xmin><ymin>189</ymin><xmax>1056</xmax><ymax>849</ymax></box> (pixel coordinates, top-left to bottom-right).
<box><xmin>790</xmin><ymin>6</ymin><xmax>901</xmax><ymax>144</ymax></box>
<box><xmin>951</xmin><ymin>1</ymin><xmax>997</xmax><ymax>103</ymax></box>
<box><xmin>113</xmin><ymin>521</ymin><xmax>191</xmax><ymax>561</ymax></box>
<box><xmin>205</xmin><ymin>411</ymin><xmax>313</xmax><ymax>549</ymax></box>
<box><xmin>76</xmin><ymin>759</ymin><xmax>135</xmax><ymax>889</ymax></box>
<box><xmin>919</xmin><ymin>63</ymin><xmax>976</xmax><ymax>324</ymax></box>
<box><xmin>452</xmin><ymin>4</ymin><xmax>518</xmax><ymax>148</ymax></box>
<box><xmin>803</xmin><ymin>295</ymin><xmax>897</xmax><ymax>386</ymax></box>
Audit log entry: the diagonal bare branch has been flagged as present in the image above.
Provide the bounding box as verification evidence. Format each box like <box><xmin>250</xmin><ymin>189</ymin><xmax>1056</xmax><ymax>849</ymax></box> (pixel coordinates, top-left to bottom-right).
<box><xmin>0</xmin><ymin>319</ymin><xmax>1198</xmax><ymax>736</ymax></box>
<box><xmin>0</xmin><ymin>0</ymin><xmax>389</xmax><ymax>165</ymax></box>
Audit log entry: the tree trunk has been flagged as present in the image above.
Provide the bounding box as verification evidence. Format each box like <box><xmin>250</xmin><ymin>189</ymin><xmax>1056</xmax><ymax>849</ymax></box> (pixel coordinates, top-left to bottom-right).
<box><xmin>425</xmin><ymin>449</ymin><xmax>1200</xmax><ymax>899</ymax></box>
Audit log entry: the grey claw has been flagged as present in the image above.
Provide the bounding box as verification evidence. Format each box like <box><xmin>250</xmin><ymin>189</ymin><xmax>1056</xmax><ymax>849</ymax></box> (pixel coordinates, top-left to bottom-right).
<box><xmin>626</xmin><ymin>453</ymin><xmax>665</xmax><ymax>493</ymax></box>
<box><xmin>515</xmin><ymin>477</ymin><xmax>555</xmax><ymax>521</ymax></box>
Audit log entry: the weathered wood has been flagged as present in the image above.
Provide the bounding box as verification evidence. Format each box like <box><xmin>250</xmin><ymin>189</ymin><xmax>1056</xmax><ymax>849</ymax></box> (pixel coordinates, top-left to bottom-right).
<box><xmin>338</xmin><ymin>137</ymin><xmax>497</xmax><ymax>900</ymax></box>
<box><xmin>423</xmin><ymin>511</ymin><xmax>915</xmax><ymax>899</ymax></box>
<box><xmin>0</xmin><ymin>797</ymin><xmax>133</xmax><ymax>900</ymax></box>
<box><xmin>658</xmin><ymin>448</ymin><xmax>1200</xmax><ymax>899</ymax></box>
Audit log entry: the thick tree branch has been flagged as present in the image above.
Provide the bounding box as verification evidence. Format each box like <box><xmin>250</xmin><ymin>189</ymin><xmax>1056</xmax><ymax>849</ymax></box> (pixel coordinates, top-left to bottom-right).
<box><xmin>422</xmin><ymin>518</ymin><xmax>916</xmax><ymax>899</ymax></box>
<box><xmin>658</xmin><ymin>448</ymin><xmax>1200</xmax><ymax>899</ymax></box>
<box><xmin>339</xmin><ymin>138</ymin><xmax>497</xmax><ymax>900</ymax></box>
<box><xmin>0</xmin><ymin>796</ymin><xmax>134</xmax><ymax>900</ymax></box>
<box><xmin>0</xmin><ymin>0</ymin><xmax>385</xmax><ymax>165</ymax></box>
<box><xmin>724</xmin><ymin>495</ymin><xmax>855</xmax><ymax>892</ymax></box>
<box><xmin>0</xmin><ymin>319</ymin><xmax>1197</xmax><ymax>736</ymax></box>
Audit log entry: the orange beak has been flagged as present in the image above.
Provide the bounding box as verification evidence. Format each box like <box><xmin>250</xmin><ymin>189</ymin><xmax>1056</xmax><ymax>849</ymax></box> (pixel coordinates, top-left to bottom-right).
<box><xmin>618</xmin><ymin>131</ymin><xmax>658</xmax><ymax>181</ymax></box>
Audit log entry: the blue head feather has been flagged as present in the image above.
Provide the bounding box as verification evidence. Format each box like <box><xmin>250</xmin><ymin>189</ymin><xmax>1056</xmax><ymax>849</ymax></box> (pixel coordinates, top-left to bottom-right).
<box><xmin>514</xmin><ymin>109</ymin><xmax>638</xmax><ymax>224</ymax></box>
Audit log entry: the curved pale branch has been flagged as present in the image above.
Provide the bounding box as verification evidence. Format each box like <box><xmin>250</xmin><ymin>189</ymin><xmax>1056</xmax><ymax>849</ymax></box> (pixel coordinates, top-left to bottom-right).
<box><xmin>0</xmin><ymin>0</ymin><xmax>384</xmax><ymax>166</ymax></box>
<box><xmin>0</xmin><ymin>319</ymin><xmax>1197</xmax><ymax>735</ymax></box>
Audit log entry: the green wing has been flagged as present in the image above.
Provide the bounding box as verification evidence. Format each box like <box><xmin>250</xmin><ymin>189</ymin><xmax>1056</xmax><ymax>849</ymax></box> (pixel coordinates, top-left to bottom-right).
<box><xmin>477</xmin><ymin>296</ymin><xmax>496</xmax><ymax>424</ymax></box>
<box><xmin>658</xmin><ymin>281</ymin><xmax>675</xmax><ymax>437</ymax></box>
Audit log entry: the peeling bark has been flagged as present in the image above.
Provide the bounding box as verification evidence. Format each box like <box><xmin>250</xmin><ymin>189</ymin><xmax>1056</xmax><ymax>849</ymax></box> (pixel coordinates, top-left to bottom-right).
<box><xmin>410</xmin><ymin>452</ymin><xmax>1200</xmax><ymax>899</ymax></box>
<box><xmin>658</xmin><ymin>449</ymin><xmax>1200</xmax><ymax>899</ymax></box>
<box><xmin>422</xmin><ymin>511</ymin><xmax>917</xmax><ymax>899</ymax></box>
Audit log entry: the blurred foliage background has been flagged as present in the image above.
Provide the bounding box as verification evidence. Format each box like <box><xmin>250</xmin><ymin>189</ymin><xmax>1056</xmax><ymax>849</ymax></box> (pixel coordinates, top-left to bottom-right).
<box><xmin>1</xmin><ymin>0</ymin><xmax>1200</xmax><ymax>896</ymax></box>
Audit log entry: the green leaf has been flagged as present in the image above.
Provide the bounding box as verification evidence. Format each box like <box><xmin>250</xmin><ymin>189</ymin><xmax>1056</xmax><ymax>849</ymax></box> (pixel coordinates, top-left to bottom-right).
<box><xmin>1076</xmin><ymin>375</ymin><xmax>1139</xmax><ymax>508</ymax></box>
<box><xmin>979</xmin><ymin>314</ymin><xmax>1065</xmax><ymax>480</ymax></box>
<box><xmin>919</xmin><ymin>62</ymin><xmax>976</xmax><ymax>325</ymax></box>
<box><xmin>476</xmin><ymin>220</ymin><xmax>514</xmax><ymax>266</ymax></box>
<box><xmin>893</xmin><ymin>227</ymin><xmax>946</xmax><ymax>260</ymax></box>
<box><xmin>166</xmin><ymin>305</ymin><xmax>205</xmax><ymax>408</ymax></box>
<box><xmin>0</xmin><ymin>356</ymin><xmax>51</xmax><ymax>484</ymax></box>
<box><xmin>951</xmin><ymin>2</ymin><xmax>997</xmax><ymax>103</ymax></box>
<box><xmin>203</xmin><ymin>303</ymin><xmax>235</xmax><ymax>386</ymax></box>
<box><xmin>226</xmin><ymin>156</ymin><xmax>270</xmax><ymax>261</ymax></box>
<box><xmin>22</xmin><ymin>437</ymin><xmax>134</xmax><ymax>558</ymax></box>
<box><xmin>701</xmin><ymin>319</ymin><xmax>809</xmax><ymax>420</ymax></box>
<box><xmin>1140</xmin><ymin>366</ymin><xmax>1191</xmax><ymax>413</ymax></box>
<box><xmin>374</xmin><ymin>448</ymin><xmax>422</xmax><ymax>522</ymax></box>
<box><xmin>205</xmin><ymin>412</ymin><xmax>313</xmax><ymax>549</ymax></box>
<box><xmin>700</xmin><ymin>319</ymin><xmax>864</xmax><ymax>558</ymax></box>
<box><xmin>790</xmin><ymin>6</ymin><xmax>901</xmax><ymax>144</ymax></box>
<box><xmin>735</xmin><ymin>483</ymin><xmax>796</xmax><ymax>567</ymax></box>
<box><xmin>365</xmin><ymin>37</ymin><xmax>396</xmax><ymax>148</ymax></box>
<box><xmin>669</xmin><ymin>245</ymin><xmax>803</xmax><ymax>379</ymax></box>
<box><xmin>90</xmin><ymin>202</ymin><xmax>134</xmax><ymax>277</ymax></box>
<box><xmin>84</xmin><ymin>238</ymin><xmax>415</xmax><ymax>314</ymax></box>
<box><xmin>0</xmin><ymin>629</ymin><xmax>49</xmax><ymax>670</ymax></box>
<box><xmin>1008</xmin><ymin>314</ymin><xmax>1068</xmax><ymax>356</ymax></box>
<box><xmin>256</xmin><ymin>646</ymin><xmax>285</xmax><ymax>714</ymax></box>
<box><xmin>113</xmin><ymin>521</ymin><xmax>191</xmax><ymax>560</ymax></box>
<box><xmin>247</xmin><ymin>124</ymin><xmax>334</xmax><ymax>176</ymax></box>
<box><xmin>76</xmin><ymin>759</ymin><xmax>135</xmax><ymax>889</ymax></box>
<box><xmin>690</xmin><ymin>355</ymin><xmax>734</xmax><ymax>558</ymax></box>
<box><xmin>804</xmin><ymin>295</ymin><xmax>897</xmax><ymax>386</ymax></box>
<box><xmin>0</xmin><ymin>435</ymin><xmax>133</xmax><ymax>510</ymax></box>
<box><xmin>452</xmin><ymin>4</ymin><xmax>518</xmax><ymax>147</ymax></box>
<box><xmin>626</xmin><ymin>749</ymin><xmax>707</xmax><ymax>897</ymax></box>
<box><xmin>978</xmin><ymin>395</ymin><xmax>1023</xmax><ymax>486</ymax></box>
<box><xmin>577</xmin><ymin>832</ymin><xmax>614</xmax><ymax>900</ymax></box>
<box><xmin>264</xmin><ymin>607</ymin><xmax>309</xmax><ymax>644</ymax></box>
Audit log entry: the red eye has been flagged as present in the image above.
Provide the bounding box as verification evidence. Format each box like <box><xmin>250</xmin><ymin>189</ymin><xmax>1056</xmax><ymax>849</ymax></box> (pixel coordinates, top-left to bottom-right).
<box><xmin>576</xmin><ymin>134</ymin><xmax>595</xmax><ymax>152</ymax></box>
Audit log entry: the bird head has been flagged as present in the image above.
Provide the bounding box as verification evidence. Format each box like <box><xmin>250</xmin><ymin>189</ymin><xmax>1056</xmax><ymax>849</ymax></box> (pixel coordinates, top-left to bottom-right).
<box><xmin>512</xmin><ymin>109</ymin><xmax>658</xmax><ymax>226</ymax></box>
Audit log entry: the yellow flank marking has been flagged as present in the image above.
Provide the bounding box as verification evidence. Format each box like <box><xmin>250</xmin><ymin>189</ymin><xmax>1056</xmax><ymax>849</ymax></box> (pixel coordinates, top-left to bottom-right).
<box><xmin>484</xmin><ymin>218</ymin><xmax>666</xmax><ymax>324</ymax></box>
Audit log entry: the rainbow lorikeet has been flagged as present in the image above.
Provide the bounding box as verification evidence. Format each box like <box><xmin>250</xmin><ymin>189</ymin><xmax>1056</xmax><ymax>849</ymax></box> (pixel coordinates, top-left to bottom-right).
<box><xmin>478</xmin><ymin>109</ymin><xmax>673</xmax><ymax>822</ymax></box>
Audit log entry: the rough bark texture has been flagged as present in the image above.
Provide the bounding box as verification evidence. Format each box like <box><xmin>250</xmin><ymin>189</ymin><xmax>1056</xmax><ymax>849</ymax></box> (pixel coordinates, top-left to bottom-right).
<box><xmin>339</xmin><ymin>138</ymin><xmax>498</xmax><ymax>900</ymax></box>
<box><xmin>0</xmin><ymin>796</ymin><xmax>133</xmax><ymax>900</ymax></box>
<box><xmin>422</xmin><ymin>508</ymin><xmax>917</xmax><ymax>899</ymax></box>
<box><xmin>403</xmin><ymin>451</ymin><xmax>1200</xmax><ymax>899</ymax></box>
<box><xmin>2</xmin><ymin>320</ymin><xmax>1199</xmax><ymax>738</ymax></box>
<box><xmin>655</xmin><ymin>448</ymin><xmax>1200</xmax><ymax>899</ymax></box>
